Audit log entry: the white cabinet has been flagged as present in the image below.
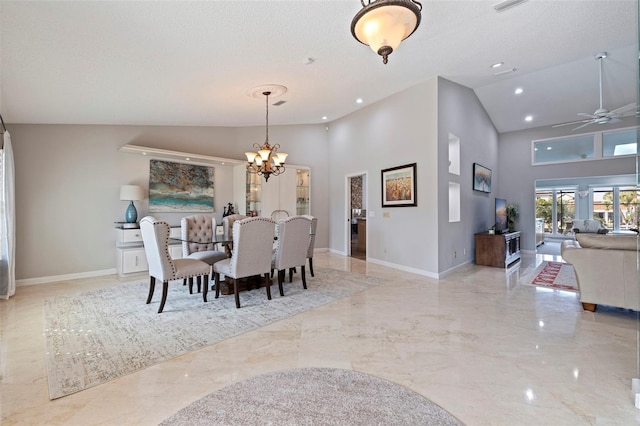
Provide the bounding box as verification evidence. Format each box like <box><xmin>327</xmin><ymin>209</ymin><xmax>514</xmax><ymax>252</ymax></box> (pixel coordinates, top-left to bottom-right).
<box><xmin>169</xmin><ymin>244</ymin><xmax>183</xmax><ymax>260</ymax></box>
<box><xmin>115</xmin><ymin>226</ymin><xmax>182</xmax><ymax>278</ymax></box>
<box><xmin>234</xmin><ymin>165</ymin><xmax>310</xmax><ymax>217</ymax></box>
<box><xmin>118</xmin><ymin>247</ymin><xmax>149</xmax><ymax>275</ymax></box>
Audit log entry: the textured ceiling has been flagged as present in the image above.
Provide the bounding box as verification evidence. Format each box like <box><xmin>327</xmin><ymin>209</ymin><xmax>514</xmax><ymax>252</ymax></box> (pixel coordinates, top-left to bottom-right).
<box><xmin>1</xmin><ymin>0</ymin><xmax>638</xmax><ymax>133</ymax></box>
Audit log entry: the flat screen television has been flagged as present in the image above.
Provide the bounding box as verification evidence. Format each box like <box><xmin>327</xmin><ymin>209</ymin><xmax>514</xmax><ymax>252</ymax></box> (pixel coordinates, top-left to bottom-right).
<box><xmin>495</xmin><ymin>198</ymin><xmax>508</xmax><ymax>234</ymax></box>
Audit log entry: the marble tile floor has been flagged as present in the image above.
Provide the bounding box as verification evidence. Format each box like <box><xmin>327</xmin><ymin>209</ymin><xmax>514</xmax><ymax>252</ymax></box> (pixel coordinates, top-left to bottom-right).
<box><xmin>1</xmin><ymin>252</ymin><xmax>639</xmax><ymax>425</ymax></box>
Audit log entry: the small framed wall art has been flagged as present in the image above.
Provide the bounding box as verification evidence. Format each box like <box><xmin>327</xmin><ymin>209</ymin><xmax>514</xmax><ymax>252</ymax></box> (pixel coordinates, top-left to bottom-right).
<box><xmin>381</xmin><ymin>163</ymin><xmax>417</xmax><ymax>207</ymax></box>
<box><xmin>473</xmin><ymin>163</ymin><xmax>491</xmax><ymax>193</ymax></box>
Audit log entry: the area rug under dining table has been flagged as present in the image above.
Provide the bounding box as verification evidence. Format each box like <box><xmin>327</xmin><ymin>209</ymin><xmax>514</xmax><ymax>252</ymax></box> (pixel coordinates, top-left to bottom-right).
<box><xmin>43</xmin><ymin>268</ymin><xmax>387</xmax><ymax>400</ymax></box>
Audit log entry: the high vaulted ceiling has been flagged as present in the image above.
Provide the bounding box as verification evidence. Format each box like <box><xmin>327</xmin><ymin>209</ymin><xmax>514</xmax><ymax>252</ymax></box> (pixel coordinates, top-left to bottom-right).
<box><xmin>1</xmin><ymin>1</ymin><xmax>638</xmax><ymax>134</ymax></box>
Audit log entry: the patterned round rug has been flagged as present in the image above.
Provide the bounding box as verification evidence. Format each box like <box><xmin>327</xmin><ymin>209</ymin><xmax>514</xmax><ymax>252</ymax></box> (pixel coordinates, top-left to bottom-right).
<box><xmin>160</xmin><ymin>368</ymin><xmax>463</xmax><ymax>425</ymax></box>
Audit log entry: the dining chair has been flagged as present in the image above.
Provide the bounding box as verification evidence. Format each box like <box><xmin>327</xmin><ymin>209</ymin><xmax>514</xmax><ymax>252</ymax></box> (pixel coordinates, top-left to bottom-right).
<box><xmin>272</xmin><ymin>216</ymin><xmax>312</xmax><ymax>296</ymax></box>
<box><xmin>271</xmin><ymin>209</ymin><xmax>290</xmax><ymax>222</ymax></box>
<box><xmin>140</xmin><ymin>216</ymin><xmax>212</xmax><ymax>313</ymax></box>
<box><xmin>181</xmin><ymin>215</ymin><xmax>227</xmax><ymax>293</ymax></box>
<box><xmin>213</xmin><ymin>217</ymin><xmax>276</xmax><ymax>308</ymax></box>
<box><xmin>302</xmin><ymin>215</ymin><xmax>318</xmax><ymax>277</ymax></box>
<box><xmin>222</xmin><ymin>214</ymin><xmax>247</xmax><ymax>237</ymax></box>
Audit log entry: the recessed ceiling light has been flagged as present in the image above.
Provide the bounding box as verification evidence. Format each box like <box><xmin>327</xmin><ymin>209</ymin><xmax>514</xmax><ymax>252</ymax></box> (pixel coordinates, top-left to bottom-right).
<box><xmin>491</xmin><ymin>62</ymin><xmax>503</xmax><ymax>68</ymax></box>
<box><xmin>514</xmin><ymin>87</ymin><xmax>523</xmax><ymax>95</ymax></box>
<box><xmin>546</xmin><ymin>147</ymin><xmax>552</xmax><ymax>150</ymax></box>
<box><xmin>525</xmin><ymin>115</ymin><xmax>533</xmax><ymax>122</ymax></box>
<box><xmin>356</xmin><ymin>98</ymin><xmax>363</xmax><ymax>104</ymax></box>
<box><xmin>185</xmin><ymin>157</ymin><xmax>191</xmax><ymax>161</ymax></box>
<box><xmin>322</xmin><ymin>116</ymin><xmax>328</xmax><ymax>120</ymax></box>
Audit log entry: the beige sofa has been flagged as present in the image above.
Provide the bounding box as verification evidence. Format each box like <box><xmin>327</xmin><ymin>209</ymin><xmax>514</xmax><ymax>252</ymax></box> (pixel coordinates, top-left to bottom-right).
<box><xmin>561</xmin><ymin>234</ymin><xmax>638</xmax><ymax>312</ymax></box>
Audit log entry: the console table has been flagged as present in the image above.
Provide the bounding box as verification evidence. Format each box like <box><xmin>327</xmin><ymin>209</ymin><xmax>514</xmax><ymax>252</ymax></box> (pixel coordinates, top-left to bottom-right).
<box><xmin>475</xmin><ymin>231</ymin><xmax>521</xmax><ymax>268</ymax></box>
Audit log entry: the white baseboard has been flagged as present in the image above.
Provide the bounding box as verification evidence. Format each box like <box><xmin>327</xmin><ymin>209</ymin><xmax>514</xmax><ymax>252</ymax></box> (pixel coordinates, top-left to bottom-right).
<box><xmin>367</xmin><ymin>258</ymin><xmax>442</xmax><ymax>279</ymax></box>
<box><xmin>327</xmin><ymin>249</ymin><xmax>471</xmax><ymax>279</ymax></box>
<box><xmin>17</xmin><ymin>268</ymin><xmax>117</xmax><ymax>286</ymax></box>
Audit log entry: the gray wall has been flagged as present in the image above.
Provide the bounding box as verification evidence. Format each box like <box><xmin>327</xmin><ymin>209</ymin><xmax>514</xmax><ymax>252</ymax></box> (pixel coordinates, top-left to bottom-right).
<box><xmin>11</xmin><ymin>123</ymin><xmax>329</xmax><ymax>280</ymax></box>
<box><xmin>437</xmin><ymin>77</ymin><xmax>499</xmax><ymax>273</ymax></box>
<box><xmin>328</xmin><ymin>78</ymin><xmax>440</xmax><ymax>275</ymax></box>
<box><xmin>497</xmin><ymin>116</ymin><xmax>639</xmax><ymax>250</ymax></box>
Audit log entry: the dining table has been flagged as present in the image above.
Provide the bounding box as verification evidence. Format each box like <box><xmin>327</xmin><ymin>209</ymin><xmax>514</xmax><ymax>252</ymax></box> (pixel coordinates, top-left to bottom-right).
<box><xmin>170</xmin><ymin>232</ymin><xmax>234</xmax><ymax>257</ymax></box>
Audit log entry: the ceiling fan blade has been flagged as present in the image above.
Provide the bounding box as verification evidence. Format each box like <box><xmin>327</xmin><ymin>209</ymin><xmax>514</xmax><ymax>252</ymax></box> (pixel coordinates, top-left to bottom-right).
<box><xmin>572</xmin><ymin>121</ymin><xmax>594</xmax><ymax>131</ymax></box>
<box><xmin>607</xmin><ymin>117</ymin><xmax>621</xmax><ymax>124</ymax></box>
<box><xmin>577</xmin><ymin>112</ymin><xmax>597</xmax><ymax>118</ymax></box>
<box><xmin>609</xmin><ymin>103</ymin><xmax>637</xmax><ymax>115</ymax></box>
<box><xmin>552</xmin><ymin>119</ymin><xmax>591</xmax><ymax>128</ymax></box>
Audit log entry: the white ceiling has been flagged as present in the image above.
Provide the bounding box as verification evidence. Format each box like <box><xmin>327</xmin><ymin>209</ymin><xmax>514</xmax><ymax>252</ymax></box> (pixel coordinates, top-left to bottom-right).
<box><xmin>1</xmin><ymin>0</ymin><xmax>638</xmax><ymax>133</ymax></box>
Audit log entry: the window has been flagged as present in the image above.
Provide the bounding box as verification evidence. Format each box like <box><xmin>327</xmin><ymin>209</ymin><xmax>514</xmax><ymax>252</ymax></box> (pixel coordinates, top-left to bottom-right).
<box><xmin>602</xmin><ymin>128</ymin><xmax>639</xmax><ymax>157</ymax></box>
<box><xmin>535</xmin><ymin>189</ymin><xmax>575</xmax><ymax>236</ymax></box>
<box><xmin>532</xmin><ymin>126</ymin><xmax>639</xmax><ymax>165</ymax></box>
<box><xmin>533</xmin><ymin>135</ymin><xmax>594</xmax><ymax>164</ymax></box>
<box><xmin>593</xmin><ymin>186</ymin><xmax>640</xmax><ymax>232</ymax></box>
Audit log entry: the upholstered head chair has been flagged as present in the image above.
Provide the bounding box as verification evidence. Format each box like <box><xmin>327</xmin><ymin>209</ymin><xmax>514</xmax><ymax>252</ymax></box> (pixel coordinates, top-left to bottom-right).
<box><xmin>140</xmin><ymin>216</ymin><xmax>212</xmax><ymax>313</ymax></box>
<box><xmin>181</xmin><ymin>215</ymin><xmax>227</xmax><ymax>292</ymax></box>
<box><xmin>272</xmin><ymin>216</ymin><xmax>312</xmax><ymax>296</ymax></box>
<box><xmin>213</xmin><ymin>217</ymin><xmax>276</xmax><ymax>308</ymax></box>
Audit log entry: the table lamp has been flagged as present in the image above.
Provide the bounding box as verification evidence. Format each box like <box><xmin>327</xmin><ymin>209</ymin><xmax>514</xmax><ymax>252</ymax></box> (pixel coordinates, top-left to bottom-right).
<box><xmin>120</xmin><ymin>185</ymin><xmax>144</xmax><ymax>223</ymax></box>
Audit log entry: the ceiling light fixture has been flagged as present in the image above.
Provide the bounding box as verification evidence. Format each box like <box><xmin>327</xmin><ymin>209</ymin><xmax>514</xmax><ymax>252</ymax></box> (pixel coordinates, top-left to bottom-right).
<box><xmin>356</xmin><ymin>98</ymin><xmax>364</xmax><ymax>104</ymax></box>
<box><xmin>514</xmin><ymin>87</ymin><xmax>523</xmax><ymax>95</ymax></box>
<box><xmin>525</xmin><ymin>115</ymin><xmax>533</xmax><ymax>122</ymax></box>
<box><xmin>491</xmin><ymin>62</ymin><xmax>503</xmax><ymax>68</ymax></box>
<box><xmin>351</xmin><ymin>0</ymin><xmax>422</xmax><ymax>64</ymax></box>
<box><xmin>245</xmin><ymin>89</ymin><xmax>288</xmax><ymax>182</ymax></box>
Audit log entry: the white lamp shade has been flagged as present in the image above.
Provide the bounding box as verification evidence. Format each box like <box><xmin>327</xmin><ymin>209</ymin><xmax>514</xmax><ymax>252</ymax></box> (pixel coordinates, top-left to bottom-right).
<box><xmin>276</xmin><ymin>153</ymin><xmax>288</xmax><ymax>163</ymax></box>
<box><xmin>353</xmin><ymin>4</ymin><xmax>419</xmax><ymax>53</ymax></box>
<box><xmin>245</xmin><ymin>151</ymin><xmax>257</xmax><ymax>162</ymax></box>
<box><xmin>120</xmin><ymin>185</ymin><xmax>144</xmax><ymax>201</ymax></box>
<box><xmin>258</xmin><ymin>149</ymin><xmax>271</xmax><ymax>161</ymax></box>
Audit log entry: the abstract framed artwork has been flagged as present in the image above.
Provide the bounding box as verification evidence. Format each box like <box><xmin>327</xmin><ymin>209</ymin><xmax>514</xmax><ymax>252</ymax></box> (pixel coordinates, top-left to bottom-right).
<box><xmin>473</xmin><ymin>163</ymin><xmax>491</xmax><ymax>193</ymax></box>
<box><xmin>381</xmin><ymin>163</ymin><xmax>417</xmax><ymax>207</ymax></box>
<box><xmin>149</xmin><ymin>159</ymin><xmax>214</xmax><ymax>212</ymax></box>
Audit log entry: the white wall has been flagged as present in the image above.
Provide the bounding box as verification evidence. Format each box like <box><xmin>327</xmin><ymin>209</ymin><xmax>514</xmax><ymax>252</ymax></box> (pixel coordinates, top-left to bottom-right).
<box><xmin>498</xmin><ymin>116</ymin><xmax>639</xmax><ymax>250</ymax></box>
<box><xmin>11</xmin><ymin>123</ymin><xmax>328</xmax><ymax>280</ymax></box>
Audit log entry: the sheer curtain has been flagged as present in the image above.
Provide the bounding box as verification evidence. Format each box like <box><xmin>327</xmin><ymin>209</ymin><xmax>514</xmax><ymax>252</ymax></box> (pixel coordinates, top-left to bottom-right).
<box><xmin>0</xmin><ymin>130</ymin><xmax>15</xmax><ymax>299</ymax></box>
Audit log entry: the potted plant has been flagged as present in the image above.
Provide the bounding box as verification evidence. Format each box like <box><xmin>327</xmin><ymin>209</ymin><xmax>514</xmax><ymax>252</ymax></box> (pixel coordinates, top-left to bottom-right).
<box><xmin>507</xmin><ymin>203</ymin><xmax>519</xmax><ymax>232</ymax></box>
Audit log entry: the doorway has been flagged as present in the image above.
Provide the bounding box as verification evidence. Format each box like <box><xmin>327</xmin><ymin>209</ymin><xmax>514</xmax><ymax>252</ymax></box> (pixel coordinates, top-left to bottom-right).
<box><xmin>347</xmin><ymin>173</ymin><xmax>367</xmax><ymax>260</ymax></box>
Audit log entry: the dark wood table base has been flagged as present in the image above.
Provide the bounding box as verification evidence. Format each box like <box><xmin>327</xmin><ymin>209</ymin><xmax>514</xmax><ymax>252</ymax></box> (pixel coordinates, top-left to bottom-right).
<box><xmin>215</xmin><ymin>275</ymin><xmax>268</xmax><ymax>295</ymax></box>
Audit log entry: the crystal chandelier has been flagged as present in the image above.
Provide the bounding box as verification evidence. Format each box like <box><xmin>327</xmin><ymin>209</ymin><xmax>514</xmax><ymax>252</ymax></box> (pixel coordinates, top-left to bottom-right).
<box><xmin>245</xmin><ymin>91</ymin><xmax>288</xmax><ymax>182</ymax></box>
<box><xmin>351</xmin><ymin>0</ymin><xmax>422</xmax><ymax>64</ymax></box>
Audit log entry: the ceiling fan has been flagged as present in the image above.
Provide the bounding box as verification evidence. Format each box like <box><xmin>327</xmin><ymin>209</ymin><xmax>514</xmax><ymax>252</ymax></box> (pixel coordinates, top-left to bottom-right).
<box><xmin>553</xmin><ymin>52</ymin><xmax>638</xmax><ymax>131</ymax></box>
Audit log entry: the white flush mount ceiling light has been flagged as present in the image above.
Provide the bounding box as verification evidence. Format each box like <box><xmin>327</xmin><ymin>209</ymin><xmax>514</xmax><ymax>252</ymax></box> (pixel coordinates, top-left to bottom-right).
<box><xmin>525</xmin><ymin>115</ymin><xmax>533</xmax><ymax>122</ymax></box>
<box><xmin>351</xmin><ymin>0</ymin><xmax>422</xmax><ymax>64</ymax></box>
<box><xmin>493</xmin><ymin>0</ymin><xmax>528</xmax><ymax>13</ymax></box>
<box><xmin>491</xmin><ymin>62</ymin><xmax>503</xmax><ymax>68</ymax></box>
<box><xmin>514</xmin><ymin>87</ymin><xmax>523</xmax><ymax>95</ymax></box>
<box><xmin>245</xmin><ymin>85</ymin><xmax>289</xmax><ymax>182</ymax></box>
